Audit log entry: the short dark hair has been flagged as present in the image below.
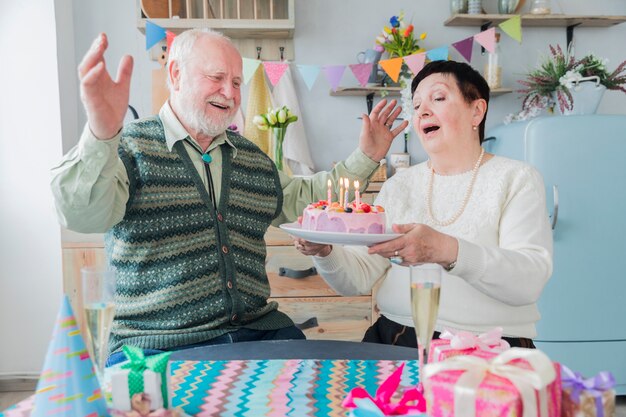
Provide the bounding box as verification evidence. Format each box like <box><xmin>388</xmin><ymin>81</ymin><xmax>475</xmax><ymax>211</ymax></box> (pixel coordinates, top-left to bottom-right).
<box><xmin>411</xmin><ymin>60</ymin><xmax>490</xmax><ymax>143</ymax></box>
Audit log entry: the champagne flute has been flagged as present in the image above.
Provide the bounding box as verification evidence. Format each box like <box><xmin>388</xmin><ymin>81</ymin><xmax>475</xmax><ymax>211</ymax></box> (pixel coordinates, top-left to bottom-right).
<box><xmin>410</xmin><ymin>263</ymin><xmax>442</xmax><ymax>374</ymax></box>
<box><xmin>81</xmin><ymin>266</ymin><xmax>116</xmax><ymax>383</ymax></box>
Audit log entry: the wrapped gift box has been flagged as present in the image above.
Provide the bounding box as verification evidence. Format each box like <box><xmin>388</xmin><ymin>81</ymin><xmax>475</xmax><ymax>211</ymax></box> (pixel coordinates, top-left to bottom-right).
<box><xmin>168</xmin><ymin>359</ymin><xmax>419</xmax><ymax>416</ymax></box>
<box><xmin>111</xmin><ymin>369</ymin><xmax>163</xmax><ymax>411</ymax></box>
<box><xmin>423</xmin><ymin>348</ymin><xmax>562</xmax><ymax>417</ymax></box>
<box><xmin>110</xmin><ymin>346</ymin><xmax>171</xmax><ymax>412</ymax></box>
<box><xmin>561</xmin><ymin>365</ymin><xmax>616</xmax><ymax>417</ymax></box>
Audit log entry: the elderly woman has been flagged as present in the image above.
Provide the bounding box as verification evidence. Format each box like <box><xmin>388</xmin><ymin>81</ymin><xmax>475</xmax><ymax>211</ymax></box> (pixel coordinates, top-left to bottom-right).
<box><xmin>294</xmin><ymin>60</ymin><xmax>553</xmax><ymax>348</ymax></box>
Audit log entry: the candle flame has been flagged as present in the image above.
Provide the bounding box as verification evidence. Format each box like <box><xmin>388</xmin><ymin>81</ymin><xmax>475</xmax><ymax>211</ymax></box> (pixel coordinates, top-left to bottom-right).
<box><xmin>354</xmin><ymin>180</ymin><xmax>359</xmax><ymax>189</ymax></box>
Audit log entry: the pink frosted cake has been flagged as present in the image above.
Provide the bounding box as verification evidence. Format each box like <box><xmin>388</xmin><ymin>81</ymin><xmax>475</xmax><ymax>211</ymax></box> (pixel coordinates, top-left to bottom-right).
<box><xmin>299</xmin><ymin>200</ymin><xmax>386</xmax><ymax>234</ymax></box>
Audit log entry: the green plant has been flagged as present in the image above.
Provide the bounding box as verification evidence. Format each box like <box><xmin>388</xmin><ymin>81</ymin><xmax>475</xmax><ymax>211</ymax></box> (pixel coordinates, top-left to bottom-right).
<box><xmin>375</xmin><ymin>11</ymin><xmax>426</xmax><ymax>58</ymax></box>
<box><xmin>517</xmin><ymin>44</ymin><xmax>626</xmax><ymax>114</ymax></box>
<box><xmin>252</xmin><ymin>105</ymin><xmax>298</xmax><ymax>130</ymax></box>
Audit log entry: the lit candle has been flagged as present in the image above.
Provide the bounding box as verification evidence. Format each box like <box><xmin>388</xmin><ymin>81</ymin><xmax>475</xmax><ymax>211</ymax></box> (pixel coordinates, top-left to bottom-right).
<box><xmin>339</xmin><ymin>177</ymin><xmax>344</xmax><ymax>208</ymax></box>
<box><xmin>344</xmin><ymin>178</ymin><xmax>349</xmax><ymax>209</ymax></box>
<box><xmin>327</xmin><ymin>179</ymin><xmax>332</xmax><ymax>207</ymax></box>
<box><xmin>354</xmin><ymin>180</ymin><xmax>361</xmax><ymax>208</ymax></box>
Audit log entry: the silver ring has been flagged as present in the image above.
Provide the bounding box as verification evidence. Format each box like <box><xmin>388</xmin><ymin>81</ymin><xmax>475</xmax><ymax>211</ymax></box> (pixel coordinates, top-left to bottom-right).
<box><xmin>394</xmin><ymin>250</ymin><xmax>399</xmax><ymax>256</ymax></box>
<box><xmin>385</xmin><ymin>123</ymin><xmax>392</xmax><ymax>128</ymax></box>
<box><xmin>390</xmin><ymin>256</ymin><xmax>404</xmax><ymax>265</ymax></box>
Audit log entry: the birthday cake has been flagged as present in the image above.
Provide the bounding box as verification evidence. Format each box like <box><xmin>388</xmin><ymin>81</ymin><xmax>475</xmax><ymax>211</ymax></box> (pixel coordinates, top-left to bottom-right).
<box><xmin>300</xmin><ymin>200</ymin><xmax>386</xmax><ymax>234</ymax></box>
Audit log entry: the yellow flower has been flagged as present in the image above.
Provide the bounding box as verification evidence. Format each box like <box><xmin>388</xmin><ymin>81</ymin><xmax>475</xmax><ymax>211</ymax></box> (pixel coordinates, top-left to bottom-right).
<box><xmin>384</xmin><ymin>26</ymin><xmax>392</xmax><ymax>34</ymax></box>
<box><xmin>420</xmin><ymin>32</ymin><xmax>427</xmax><ymax>40</ymax></box>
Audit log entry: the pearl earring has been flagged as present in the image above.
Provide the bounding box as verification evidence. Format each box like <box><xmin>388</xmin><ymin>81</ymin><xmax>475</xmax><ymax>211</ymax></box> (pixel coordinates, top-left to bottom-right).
<box><xmin>472</xmin><ymin>125</ymin><xmax>478</xmax><ymax>131</ymax></box>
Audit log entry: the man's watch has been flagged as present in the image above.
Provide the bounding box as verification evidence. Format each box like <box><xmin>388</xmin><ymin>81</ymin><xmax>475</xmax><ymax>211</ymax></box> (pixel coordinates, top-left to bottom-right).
<box><xmin>444</xmin><ymin>260</ymin><xmax>457</xmax><ymax>272</ymax></box>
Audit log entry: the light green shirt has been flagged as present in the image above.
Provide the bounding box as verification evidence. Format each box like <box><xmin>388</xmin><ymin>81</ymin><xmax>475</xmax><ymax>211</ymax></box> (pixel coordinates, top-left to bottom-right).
<box><xmin>51</xmin><ymin>102</ymin><xmax>379</xmax><ymax>233</ymax></box>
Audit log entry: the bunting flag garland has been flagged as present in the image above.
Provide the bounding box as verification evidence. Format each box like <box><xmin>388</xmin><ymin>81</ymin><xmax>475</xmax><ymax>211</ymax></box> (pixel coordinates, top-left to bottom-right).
<box><xmin>243</xmin><ymin>58</ymin><xmax>262</xmax><ymax>84</ymax></box>
<box><xmin>262</xmin><ymin>61</ymin><xmax>290</xmax><ymax>86</ymax></box>
<box><xmin>322</xmin><ymin>65</ymin><xmax>346</xmax><ymax>92</ymax></box>
<box><xmin>349</xmin><ymin>63</ymin><xmax>374</xmax><ymax>87</ymax></box>
<box><xmin>296</xmin><ymin>65</ymin><xmax>322</xmax><ymax>91</ymax></box>
<box><xmin>166</xmin><ymin>30</ymin><xmax>176</xmax><ymax>52</ymax></box>
<box><xmin>31</xmin><ymin>296</ymin><xmax>108</xmax><ymax>417</ymax></box>
<box><xmin>474</xmin><ymin>27</ymin><xmax>497</xmax><ymax>53</ymax></box>
<box><xmin>146</xmin><ymin>20</ymin><xmax>167</xmax><ymax>50</ymax></box>
<box><xmin>452</xmin><ymin>37</ymin><xmax>474</xmax><ymax>63</ymax></box>
<box><xmin>426</xmin><ymin>46</ymin><xmax>449</xmax><ymax>62</ymax></box>
<box><xmin>403</xmin><ymin>52</ymin><xmax>426</xmax><ymax>75</ymax></box>
<box><xmin>143</xmin><ymin>18</ymin><xmax>525</xmax><ymax>92</ymax></box>
<box><xmin>499</xmin><ymin>15</ymin><xmax>522</xmax><ymax>43</ymax></box>
<box><xmin>379</xmin><ymin>57</ymin><xmax>403</xmax><ymax>83</ymax></box>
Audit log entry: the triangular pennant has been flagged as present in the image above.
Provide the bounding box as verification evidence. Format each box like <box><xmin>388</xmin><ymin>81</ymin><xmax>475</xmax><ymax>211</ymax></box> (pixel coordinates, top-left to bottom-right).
<box><xmin>403</xmin><ymin>53</ymin><xmax>426</xmax><ymax>76</ymax></box>
<box><xmin>263</xmin><ymin>61</ymin><xmax>289</xmax><ymax>87</ymax></box>
<box><xmin>474</xmin><ymin>27</ymin><xmax>497</xmax><ymax>53</ymax></box>
<box><xmin>146</xmin><ymin>20</ymin><xmax>167</xmax><ymax>50</ymax></box>
<box><xmin>379</xmin><ymin>57</ymin><xmax>403</xmax><ymax>83</ymax></box>
<box><xmin>166</xmin><ymin>30</ymin><xmax>176</xmax><ymax>52</ymax></box>
<box><xmin>243</xmin><ymin>57</ymin><xmax>262</xmax><ymax>84</ymax></box>
<box><xmin>499</xmin><ymin>15</ymin><xmax>522</xmax><ymax>43</ymax></box>
<box><xmin>297</xmin><ymin>65</ymin><xmax>321</xmax><ymax>91</ymax></box>
<box><xmin>426</xmin><ymin>46</ymin><xmax>449</xmax><ymax>62</ymax></box>
<box><xmin>452</xmin><ymin>37</ymin><xmax>475</xmax><ymax>63</ymax></box>
<box><xmin>32</xmin><ymin>296</ymin><xmax>108</xmax><ymax>417</ymax></box>
<box><xmin>322</xmin><ymin>65</ymin><xmax>346</xmax><ymax>92</ymax></box>
<box><xmin>349</xmin><ymin>63</ymin><xmax>374</xmax><ymax>87</ymax></box>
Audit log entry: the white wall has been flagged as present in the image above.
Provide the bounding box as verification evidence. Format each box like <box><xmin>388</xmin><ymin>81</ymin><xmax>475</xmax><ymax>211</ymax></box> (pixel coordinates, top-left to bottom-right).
<box><xmin>0</xmin><ymin>1</ymin><xmax>64</xmax><ymax>374</ymax></box>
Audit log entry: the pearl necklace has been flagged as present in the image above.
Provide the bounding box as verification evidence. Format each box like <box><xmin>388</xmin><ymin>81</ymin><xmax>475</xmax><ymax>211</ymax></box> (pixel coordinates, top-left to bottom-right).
<box><xmin>426</xmin><ymin>148</ymin><xmax>485</xmax><ymax>227</ymax></box>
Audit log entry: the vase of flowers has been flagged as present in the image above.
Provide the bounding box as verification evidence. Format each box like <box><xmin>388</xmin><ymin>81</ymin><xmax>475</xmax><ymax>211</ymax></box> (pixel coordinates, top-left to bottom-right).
<box><xmin>253</xmin><ymin>106</ymin><xmax>298</xmax><ymax>172</ymax></box>
<box><xmin>375</xmin><ymin>11</ymin><xmax>426</xmax><ymax>87</ymax></box>
<box><xmin>510</xmin><ymin>45</ymin><xmax>626</xmax><ymax>121</ymax></box>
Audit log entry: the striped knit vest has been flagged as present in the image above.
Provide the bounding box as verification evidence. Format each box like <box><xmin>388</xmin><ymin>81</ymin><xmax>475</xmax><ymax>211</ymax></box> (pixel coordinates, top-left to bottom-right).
<box><xmin>105</xmin><ymin>117</ymin><xmax>292</xmax><ymax>353</ymax></box>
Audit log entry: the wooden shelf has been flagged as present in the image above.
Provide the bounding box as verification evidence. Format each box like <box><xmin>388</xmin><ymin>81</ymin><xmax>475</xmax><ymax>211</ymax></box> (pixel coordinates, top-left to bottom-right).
<box><xmin>330</xmin><ymin>86</ymin><xmax>402</xmax><ymax>97</ymax></box>
<box><xmin>444</xmin><ymin>14</ymin><xmax>626</xmax><ymax>28</ymax></box>
<box><xmin>136</xmin><ymin>18</ymin><xmax>294</xmax><ymax>38</ymax></box>
<box><xmin>136</xmin><ymin>0</ymin><xmax>295</xmax><ymax>39</ymax></box>
<box><xmin>330</xmin><ymin>86</ymin><xmax>513</xmax><ymax>97</ymax></box>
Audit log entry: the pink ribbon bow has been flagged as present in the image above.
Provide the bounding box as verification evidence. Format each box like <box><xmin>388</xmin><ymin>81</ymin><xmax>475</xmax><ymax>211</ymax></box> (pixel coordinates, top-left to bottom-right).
<box><xmin>343</xmin><ymin>363</ymin><xmax>426</xmax><ymax>415</ymax></box>
<box><xmin>440</xmin><ymin>327</ymin><xmax>510</xmax><ymax>351</ymax></box>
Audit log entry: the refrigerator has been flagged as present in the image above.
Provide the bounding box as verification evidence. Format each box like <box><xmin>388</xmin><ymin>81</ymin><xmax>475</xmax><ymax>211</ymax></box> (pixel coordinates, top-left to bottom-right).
<box><xmin>484</xmin><ymin>115</ymin><xmax>626</xmax><ymax>394</ymax></box>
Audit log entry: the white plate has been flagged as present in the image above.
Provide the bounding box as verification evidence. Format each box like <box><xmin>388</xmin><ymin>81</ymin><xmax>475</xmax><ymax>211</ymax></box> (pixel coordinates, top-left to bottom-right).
<box><xmin>279</xmin><ymin>222</ymin><xmax>401</xmax><ymax>246</ymax></box>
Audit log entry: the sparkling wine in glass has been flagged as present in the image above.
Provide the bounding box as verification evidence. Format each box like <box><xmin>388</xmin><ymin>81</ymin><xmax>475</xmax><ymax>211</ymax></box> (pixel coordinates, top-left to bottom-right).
<box><xmin>410</xmin><ymin>264</ymin><xmax>442</xmax><ymax>373</ymax></box>
<box><xmin>81</xmin><ymin>266</ymin><xmax>116</xmax><ymax>382</ymax></box>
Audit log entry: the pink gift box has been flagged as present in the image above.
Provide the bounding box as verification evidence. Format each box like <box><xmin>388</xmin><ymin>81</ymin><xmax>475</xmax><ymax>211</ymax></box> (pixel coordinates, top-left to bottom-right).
<box><xmin>423</xmin><ymin>348</ymin><xmax>562</xmax><ymax>417</ymax></box>
<box><xmin>428</xmin><ymin>328</ymin><xmax>510</xmax><ymax>364</ymax></box>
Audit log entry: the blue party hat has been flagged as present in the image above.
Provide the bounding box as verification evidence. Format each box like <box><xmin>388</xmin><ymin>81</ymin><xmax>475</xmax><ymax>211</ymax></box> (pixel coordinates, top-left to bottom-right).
<box><xmin>31</xmin><ymin>296</ymin><xmax>108</xmax><ymax>417</ymax></box>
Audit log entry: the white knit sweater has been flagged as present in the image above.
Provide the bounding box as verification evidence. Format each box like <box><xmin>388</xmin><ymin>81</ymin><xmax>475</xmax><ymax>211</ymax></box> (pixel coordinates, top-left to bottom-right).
<box><xmin>313</xmin><ymin>156</ymin><xmax>553</xmax><ymax>338</ymax></box>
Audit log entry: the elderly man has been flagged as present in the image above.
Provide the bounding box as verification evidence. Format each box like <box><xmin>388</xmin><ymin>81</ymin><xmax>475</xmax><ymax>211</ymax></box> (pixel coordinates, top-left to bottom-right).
<box><xmin>51</xmin><ymin>29</ymin><xmax>408</xmax><ymax>365</ymax></box>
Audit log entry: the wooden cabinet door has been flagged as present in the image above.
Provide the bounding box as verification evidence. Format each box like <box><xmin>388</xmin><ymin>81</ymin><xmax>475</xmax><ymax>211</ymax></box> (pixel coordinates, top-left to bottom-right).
<box><xmin>62</xmin><ymin>246</ymin><xmax>107</xmax><ymax>336</ymax></box>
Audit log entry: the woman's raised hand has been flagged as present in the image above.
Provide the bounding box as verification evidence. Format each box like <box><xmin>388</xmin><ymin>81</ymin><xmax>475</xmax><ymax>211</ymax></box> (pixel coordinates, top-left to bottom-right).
<box><xmin>359</xmin><ymin>99</ymin><xmax>410</xmax><ymax>162</ymax></box>
<box><xmin>78</xmin><ymin>33</ymin><xmax>134</xmax><ymax>140</ymax></box>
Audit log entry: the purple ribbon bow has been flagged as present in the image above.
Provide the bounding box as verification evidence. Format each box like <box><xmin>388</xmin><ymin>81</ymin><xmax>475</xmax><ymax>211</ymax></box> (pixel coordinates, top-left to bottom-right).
<box><xmin>561</xmin><ymin>365</ymin><xmax>615</xmax><ymax>417</ymax></box>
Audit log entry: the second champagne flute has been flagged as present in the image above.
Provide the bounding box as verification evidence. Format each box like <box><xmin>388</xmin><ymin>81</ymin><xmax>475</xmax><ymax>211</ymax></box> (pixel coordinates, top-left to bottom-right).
<box><xmin>82</xmin><ymin>266</ymin><xmax>116</xmax><ymax>382</ymax></box>
<box><xmin>409</xmin><ymin>263</ymin><xmax>442</xmax><ymax>374</ymax></box>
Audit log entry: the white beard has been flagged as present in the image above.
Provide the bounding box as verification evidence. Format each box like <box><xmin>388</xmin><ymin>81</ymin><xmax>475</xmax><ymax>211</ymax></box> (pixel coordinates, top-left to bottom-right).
<box><xmin>175</xmin><ymin>81</ymin><xmax>236</xmax><ymax>137</ymax></box>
